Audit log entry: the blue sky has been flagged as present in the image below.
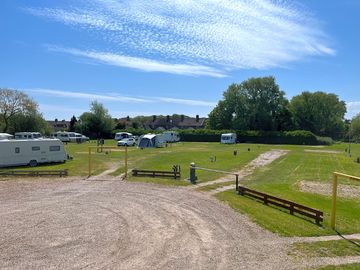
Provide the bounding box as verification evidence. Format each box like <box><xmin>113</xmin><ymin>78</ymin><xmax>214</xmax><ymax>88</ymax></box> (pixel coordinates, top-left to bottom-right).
<box><xmin>1</xmin><ymin>0</ymin><xmax>359</xmax><ymax>120</ymax></box>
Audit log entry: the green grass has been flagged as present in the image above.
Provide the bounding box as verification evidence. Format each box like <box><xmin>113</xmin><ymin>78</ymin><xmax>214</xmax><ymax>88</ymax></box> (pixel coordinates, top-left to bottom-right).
<box><xmin>289</xmin><ymin>239</ymin><xmax>360</xmax><ymax>258</ymax></box>
<box><xmin>317</xmin><ymin>263</ymin><xmax>360</xmax><ymax>270</ymax></box>
<box><xmin>217</xmin><ymin>143</ymin><xmax>360</xmax><ymax>236</ymax></box>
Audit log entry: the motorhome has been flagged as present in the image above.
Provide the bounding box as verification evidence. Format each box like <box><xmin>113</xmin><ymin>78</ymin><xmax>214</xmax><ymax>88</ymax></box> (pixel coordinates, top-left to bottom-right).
<box><xmin>138</xmin><ymin>134</ymin><xmax>165</xmax><ymax>148</ymax></box>
<box><xmin>114</xmin><ymin>132</ymin><xmax>133</xmax><ymax>141</ymax></box>
<box><xmin>162</xmin><ymin>131</ymin><xmax>180</xmax><ymax>143</ymax></box>
<box><xmin>14</xmin><ymin>132</ymin><xmax>42</xmax><ymax>139</ymax></box>
<box><xmin>221</xmin><ymin>133</ymin><xmax>237</xmax><ymax>144</ymax></box>
<box><xmin>0</xmin><ymin>138</ymin><xmax>68</xmax><ymax>167</ymax></box>
<box><xmin>0</xmin><ymin>133</ymin><xmax>13</xmax><ymax>140</ymax></box>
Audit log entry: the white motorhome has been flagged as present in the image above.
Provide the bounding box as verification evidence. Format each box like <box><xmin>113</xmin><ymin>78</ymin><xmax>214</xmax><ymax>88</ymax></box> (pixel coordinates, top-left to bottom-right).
<box><xmin>221</xmin><ymin>133</ymin><xmax>237</xmax><ymax>144</ymax></box>
<box><xmin>15</xmin><ymin>132</ymin><xmax>42</xmax><ymax>139</ymax></box>
<box><xmin>138</xmin><ymin>134</ymin><xmax>165</xmax><ymax>148</ymax></box>
<box><xmin>0</xmin><ymin>133</ymin><xmax>13</xmax><ymax>140</ymax></box>
<box><xmin>0</xmin><ymin>139</ymin><xmax>68</xmax><ymax>167</ymax></box>
<box><xmin>114</xmin><ymin>132</ymin><xmax>133</xmax><ymax>141</ymax></box>
<box><xmin>162</xmin><ymin>131</ymin><xmax>180</xmax><ymax>143</ymax></box>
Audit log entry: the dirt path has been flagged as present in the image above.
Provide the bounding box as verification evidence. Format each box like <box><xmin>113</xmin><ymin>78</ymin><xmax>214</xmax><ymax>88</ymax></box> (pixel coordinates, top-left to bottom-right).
<box><xmin>299</xmin><ymin>181</ymin><xmax>360</xmax><ymax>199</ymax></box>
<box><xmin>191</xmin><ymin>150</ymin><xmax>288</xmax><ymax>194</ymax></box>
<box><xmin>0</xmin><ymin>178</ymin><xmax>297</xmax><ymax>270</ymax></box>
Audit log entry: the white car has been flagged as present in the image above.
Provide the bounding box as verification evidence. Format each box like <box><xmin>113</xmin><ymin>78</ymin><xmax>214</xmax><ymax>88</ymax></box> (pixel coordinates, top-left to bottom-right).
<box><xmin>117</xmin><ymin>138</ymin><xmax>136</xmax><ymax>146</ymax></box>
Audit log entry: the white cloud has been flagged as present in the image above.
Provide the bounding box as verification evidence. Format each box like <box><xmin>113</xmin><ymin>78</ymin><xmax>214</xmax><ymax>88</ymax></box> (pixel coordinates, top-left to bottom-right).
<box><xmin>26</xmin><ymin>0</ymin><xmax>334</xmax><ymax>74</ymax></box>
<box><xmin>26</xmin><ymin>88</ymin><xmax>216</xmax><ymax>107</ymax></box>
<box><xmin>346</xmin><ymin>101</ymin><xmax>360</xmax><ymax>118</ymax></box>
<box><xmin>47</xmin><ymin>46</ymin><xmax>226</xmax><ymax>77</ymax></box>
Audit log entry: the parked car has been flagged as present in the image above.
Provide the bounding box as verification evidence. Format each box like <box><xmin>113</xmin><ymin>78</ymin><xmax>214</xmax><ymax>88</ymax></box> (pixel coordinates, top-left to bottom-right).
<box><xmin>117</xmin><ymin>138</ymin><xmax>136</xmax><ymax>146</ymax></box>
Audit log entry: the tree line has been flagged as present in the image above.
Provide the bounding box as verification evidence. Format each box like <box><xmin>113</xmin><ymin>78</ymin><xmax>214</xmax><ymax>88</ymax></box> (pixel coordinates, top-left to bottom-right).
<box><xmin>207</xmin><ymin>76</ymin><xmax>348</xmax><ymax>139</ymax></box>
<box><xmin>1</xmin><ymin>80</ymin><xmax>360</xmax><ymax>141</ymax></box>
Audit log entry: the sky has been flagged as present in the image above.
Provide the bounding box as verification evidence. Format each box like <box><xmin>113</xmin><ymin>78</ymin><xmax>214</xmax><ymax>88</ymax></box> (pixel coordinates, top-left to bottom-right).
<box><xmin>1</xmin><ymin>0</ymin><xmax>359</xmax><ymax>120</ymax></box>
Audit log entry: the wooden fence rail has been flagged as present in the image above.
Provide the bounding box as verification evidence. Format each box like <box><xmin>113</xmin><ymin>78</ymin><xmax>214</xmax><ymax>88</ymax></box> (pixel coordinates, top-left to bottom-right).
<box><xmin>132</xmin><ymin>168</ymin><xmax>180</xmax><ymax>179</ymax></box>
<box><xmin>237</xmin><ymin>185</ymin><xmax>323</xmax><ymax>225</ymax></box>
<box><xmin>0</xmin><ymin>170</ymin><xmax>68</xmax><ymax>177</ymax></box>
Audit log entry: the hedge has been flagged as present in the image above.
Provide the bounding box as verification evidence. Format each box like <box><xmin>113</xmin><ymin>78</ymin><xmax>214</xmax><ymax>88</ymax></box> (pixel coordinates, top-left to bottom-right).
<box><xmin>113</xmin><ymin>128</ymin><xmax>333</xmax><ymax>145</ymax></box>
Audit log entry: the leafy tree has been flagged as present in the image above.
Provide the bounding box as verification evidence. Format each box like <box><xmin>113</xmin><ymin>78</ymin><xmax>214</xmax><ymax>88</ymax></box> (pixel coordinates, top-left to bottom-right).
<box><xmin>350</xmin><ymin>114</ymin><xmax>360</xmax><ymax>142</ymax></box>
<box><xmin>0</xmin><ymin>88</ymin><xmax>38</xmax><ymax>132</ymax></box>
<box><xmin>207</xmin><ymin>77</ymin><xmax>291</xmax><ymax>131</ymax></box>
<box><xmin>10</xmin><ymin>112</ymin><xmax>51</xmax><ymax>135</ymax></box>
<box><xmin>77</xmin><ymin>101</ymin><xmax>114</xmax><ymax>138</ymax></box>
<box><xmin>290</xmin><ymin>91</ymin><xmax>346</xmax><ymax>138</ymax></box>
<box><xmin>69</xmin><ymin>115</ymin><xmax>77</xmax><ymax>132</ymax></box>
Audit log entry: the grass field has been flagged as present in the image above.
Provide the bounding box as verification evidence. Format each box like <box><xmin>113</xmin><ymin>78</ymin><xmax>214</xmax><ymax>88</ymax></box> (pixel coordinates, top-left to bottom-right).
<box><xmin>217</xmin><ymin>143</ymin><xmax>360</xmax><ymax>236</ymax></box>
<box><xmin>289</xmin><ymin>239</ymin><xmax>360</xmax><ymax>258</ymax></box>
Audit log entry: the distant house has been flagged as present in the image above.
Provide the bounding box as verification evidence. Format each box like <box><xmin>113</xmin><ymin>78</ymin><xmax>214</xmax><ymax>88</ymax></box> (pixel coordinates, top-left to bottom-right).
<box><xmin>142</xmin><ymin>115</ymin><xmax>207</xmax><ymax>130</ymax></box>
<box><xmin>47</xmin><ymin>119</ymin><xmax>70</xmax><ymax>132</ymax></box>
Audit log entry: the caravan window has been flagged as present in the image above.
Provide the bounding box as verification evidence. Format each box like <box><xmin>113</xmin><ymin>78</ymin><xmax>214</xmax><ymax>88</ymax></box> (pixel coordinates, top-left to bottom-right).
<box><xmin>32</xmin><ymin>146</ymin><xmax>40</xmax><ymax>151</ymax></box>
<box><xmin>49</xmin><ymin>145</ymin><xmax>60</xmax><ymax>151</ymax></box>
<box><xmin>15</xmin><ymin>147</ymin><xmax>20</xmax><ymax>153</ymax></box>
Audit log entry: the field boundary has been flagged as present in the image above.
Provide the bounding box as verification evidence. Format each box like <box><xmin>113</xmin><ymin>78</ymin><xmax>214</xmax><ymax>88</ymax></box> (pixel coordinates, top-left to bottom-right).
<box><xmin>0</xmin><ymin>169</ymin><xmax>68</xmax><ymax>177</ymax></box>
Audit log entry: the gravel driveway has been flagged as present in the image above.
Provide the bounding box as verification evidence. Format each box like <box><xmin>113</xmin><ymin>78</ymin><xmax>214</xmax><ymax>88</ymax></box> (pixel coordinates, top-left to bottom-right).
<box><xmin>0</xmin><ymin>178</ymin><xmax>296</xmax><ymax>270</ymax></box>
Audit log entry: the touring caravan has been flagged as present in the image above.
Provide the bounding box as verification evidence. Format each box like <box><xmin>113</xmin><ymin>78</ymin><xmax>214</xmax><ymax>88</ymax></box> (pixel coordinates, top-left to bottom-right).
<box><xmin>51</xmin><ymin>131</ymin><xmax>88</xmax><ymax>143</ymax></box>
<box><xmin>0</xmin><ymin>139</ymin><xmax>68</xmax><ymax>167</ymax></box>
<box><xmin>162</xmin><ymin>131</ymin><xmax>180</xmax><ymax>143</ymax></box>
<box><xmin>114</xmin><ymin>132</ymin><xmax>133</xmax><ymax>141</ymax></box>
<box><xmin>221</xmin><ymin>133</ymin><xmax>237</xmax><ymax>144</ymax></box>
<box><xmin>15</xmin><ymin>132</ymin><xmax>42</xmax><ymax>139</ymax></box>
<box><xmin>138</xmin><ymin>134</ymin><xmax>165</xmax><ymax>148</ymax></box>
<box><xmin>0</xmin><ymin>133</ymin><xmax>13</xmax><ymax>140</ymax></box>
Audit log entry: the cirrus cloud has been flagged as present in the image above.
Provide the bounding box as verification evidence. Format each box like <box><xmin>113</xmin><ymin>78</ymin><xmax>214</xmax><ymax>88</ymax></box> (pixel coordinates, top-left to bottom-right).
<box><xmin>25</xmin><ymin>0</ymin><xmax>335</xmax><ymax>76</ymax></box>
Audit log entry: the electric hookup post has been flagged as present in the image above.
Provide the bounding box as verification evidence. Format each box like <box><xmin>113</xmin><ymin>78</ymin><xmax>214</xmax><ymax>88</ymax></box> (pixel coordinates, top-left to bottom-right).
<box><xmin>189</xmin><ymin>162</ymin><xmax>197</xmax><ymax>183</ymax></box>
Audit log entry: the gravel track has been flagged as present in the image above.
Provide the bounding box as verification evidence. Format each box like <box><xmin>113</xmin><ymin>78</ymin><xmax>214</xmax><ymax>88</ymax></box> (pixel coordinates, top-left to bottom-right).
<box><xmin>0</xmin><ymin>178</ymin><xmax>294</xmax><ymax>270</ymax></box>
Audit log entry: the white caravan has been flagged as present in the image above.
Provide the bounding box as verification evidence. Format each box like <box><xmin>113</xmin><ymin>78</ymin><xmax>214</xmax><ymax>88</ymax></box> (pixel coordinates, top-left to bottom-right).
<box><xmin>162</xmin><ymin>131</ymin><xmax>180</xmax><ymax>143</ymax></box>
<box><xmin>51</xmin><ymin>131</ymin><xmax>88</xmax><ymax>143</ymax></box>
<box><xmin>138</xmin><ymin>134</ymin><xmax>165</xmax><ymax>148</ymax></box>
<box><xmin>114</xmin><ymin>132</ymin><xmax>133</xmax><ymax>141</ymax></box>
<box><xmin>15</xmin><ymin>132</ymin><xmax>42</xmax><ymax>139</ymax></box>
<box><xmin>0</xmin><ymin>139</ymin><xmax>68</xmax><ymax>167</ymax></box>
<box><xmin>221</xmin><ymin>133</ymin><xmax>237</xmax><ymax>144</ymax></box>
<box><xmin>0</xmin><ymin>133</ymin><xmax>13</xmax><ymax>140</ymax></box>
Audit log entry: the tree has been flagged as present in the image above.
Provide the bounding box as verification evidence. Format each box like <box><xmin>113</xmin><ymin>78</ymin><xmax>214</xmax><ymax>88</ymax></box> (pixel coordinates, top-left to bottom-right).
<box><xmin>0</xmin><ymin>88</ymin><xmax>38</xmax><ymax>132</ymax></box>
<box><xmin>10</xmin><ymin>112</ymin><xmax>51</xmax><ymax>135</ymax></box>
<box><xmin>290</xmin><ymin>91</ymin><xmax>346</xmax><ymax>138</ymax></box>
<box><xmin>78</xmin><ymin>101</ymin><xmax>114</xmax><ymax>138</ymax></box>
<box><xmin>207</xmin><ymin>77</ymin><xmax>292</xmax><ymax>131</ymax></box>
<box><xmin>350</xmin><ymin>114</ymin><xmax>360</xmax><ymax>142</ymax></box>
<box><xmin>69</xmin><ymin>115</ymin><xmax>77</xmax><ymax>132</ymax></box>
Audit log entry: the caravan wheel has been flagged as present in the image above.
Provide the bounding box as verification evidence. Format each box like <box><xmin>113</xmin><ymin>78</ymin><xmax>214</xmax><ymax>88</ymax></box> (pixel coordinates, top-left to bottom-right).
<box><xmin>29</xmin><ymin>160</ymin><xmax>38</xmax><ymax>167</ymax></box>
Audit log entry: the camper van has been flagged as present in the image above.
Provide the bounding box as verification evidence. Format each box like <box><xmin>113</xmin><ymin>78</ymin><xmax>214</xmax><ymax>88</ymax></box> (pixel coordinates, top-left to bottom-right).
<box><xmin>138</xmin><ymin>134</ymin><xmax>165</xmax><ymax>148</ymax></box>
<box><xmin>114</xmin><ymin>132</ymin><xmax>133</xmax><ymax>141</ymax></box>
<box><xmin>162</xmin><ymin>131</ymin><xmax>180</xmax><ymax>143</ymax></box>
<box><xmin>0</xmin><ymin>139</ymin><xmax>68</xmax><ymax>167</ymax></box>
<box><xmin>221</xmin><ymin>133</ymin><xmax>237</xmax><ymax>144</ymax></box>
<box><xmin>15</xmin><ymin>132</ymin><xmax>42</xmax><ymax>139</ymax></box>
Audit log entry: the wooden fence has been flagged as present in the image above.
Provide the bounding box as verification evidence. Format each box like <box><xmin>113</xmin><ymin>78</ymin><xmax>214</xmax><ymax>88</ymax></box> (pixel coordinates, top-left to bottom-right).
<box><xmin>237</xmin><ymin>185</ymin><xmax>323</xmax><ymax>225</ymax></box>
<box><xmin>132</xmin><ymin>165</ymin><xmax>180</xmax><ymax>179</ymax></box>
<box><xmin>0</xmin><ymin>169</ymin><xmax>68</xmax><ymax>177</ymax></box>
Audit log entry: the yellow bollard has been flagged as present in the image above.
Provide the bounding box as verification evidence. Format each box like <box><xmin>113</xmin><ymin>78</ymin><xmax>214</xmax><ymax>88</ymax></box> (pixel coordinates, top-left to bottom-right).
<box><xmin>124</xmin><ymin>146</ymin><xmax>128</xmax><ymax>178</ymax></box>
<box><xmin>88</xmin><ymin>147</ymin><xmax>92</xmax><ymax>177</ymax></box>
<box><xmin>330</xmin><ymin>173</ymin><xmax>338</xmax><ymax>229</ymax></box>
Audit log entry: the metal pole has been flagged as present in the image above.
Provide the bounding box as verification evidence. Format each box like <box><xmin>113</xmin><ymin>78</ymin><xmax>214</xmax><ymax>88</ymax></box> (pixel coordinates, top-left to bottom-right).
<box><xmin>331</xmin><ymin>173</ymin><xmax>338</xmax><ymax>229</ymax></box>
